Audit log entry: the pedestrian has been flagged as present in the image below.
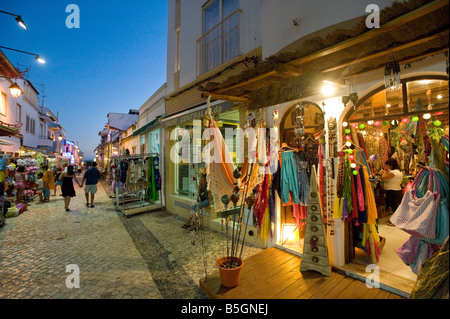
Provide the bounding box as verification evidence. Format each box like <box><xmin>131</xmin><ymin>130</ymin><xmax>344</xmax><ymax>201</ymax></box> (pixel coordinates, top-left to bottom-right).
<box><xmin>14</xmin><ymin>166</ymin><xmax>26</xmax><ymax>204</ymax></box>
<box><xmin>59</xmin><ymin>165</ymin><xmax>82</xmax><ymax>212</ymax></box>
<box><xmin>36</xmin><ymin>172</ymin><xmax>44</xmax><ymax>203</ymax></box>
<box><xmin>41</xmin><ymin>164</ymin><xmax>55</xmax><ymax>202</ymax></box>
<box><xmin>54</xmin><ymin>167</ymin><xmax>62</xmax><ymax>196</ymax></box>
<box><xmin>379</xmin><ymin>158</ymin><xmax>404</xmax><ymax>226</ymax></box>
<box><xmin>81</xmin><ymin>161</ymin><xmax>102</xmax><ymax>208</ymax></box>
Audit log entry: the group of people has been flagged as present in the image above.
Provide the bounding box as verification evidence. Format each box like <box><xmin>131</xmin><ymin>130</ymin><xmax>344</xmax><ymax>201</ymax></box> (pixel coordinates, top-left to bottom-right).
<box><xmin>14</xmin><ymin>162</ymin><xmax>101</xmax><ymax>212</ymax></box>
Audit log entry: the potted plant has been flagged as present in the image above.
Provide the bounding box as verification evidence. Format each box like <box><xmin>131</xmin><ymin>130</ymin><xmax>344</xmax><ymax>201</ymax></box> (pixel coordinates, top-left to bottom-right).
<box><xmin>215</xmin><ymin>164</ymin><xmax>257</xmax><ymax>288</ymax></box>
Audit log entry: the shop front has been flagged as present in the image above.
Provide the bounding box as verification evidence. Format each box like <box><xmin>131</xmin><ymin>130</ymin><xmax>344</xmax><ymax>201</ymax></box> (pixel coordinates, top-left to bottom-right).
<box><xmin>196</xmin><ymin>0</ymin><xmax>449</xmax><ymax>294</ymax></box>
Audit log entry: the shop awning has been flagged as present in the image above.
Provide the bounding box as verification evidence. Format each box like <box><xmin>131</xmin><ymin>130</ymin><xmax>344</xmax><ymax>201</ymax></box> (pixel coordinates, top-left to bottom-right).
<box><xmin>132</xmin><ymin>119</ymin><xmax>157</xmax><ymax>136</ymax></box>
<box><xmin>0</xmin><ymin>121</ymin><xmax>21</xmax><ymax>137</ymax></box>
<box><xmin>201</xmin><ymin>0</ymin><xmax>449</xmax><ymax>109</ymax></box>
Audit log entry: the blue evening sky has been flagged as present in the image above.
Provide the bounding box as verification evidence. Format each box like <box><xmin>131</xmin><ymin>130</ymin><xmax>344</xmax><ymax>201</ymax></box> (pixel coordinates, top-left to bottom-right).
<box><xmin>0</xmin><ymin>1</ymin><xmax>168</xmax><ymax>160</ymax></box>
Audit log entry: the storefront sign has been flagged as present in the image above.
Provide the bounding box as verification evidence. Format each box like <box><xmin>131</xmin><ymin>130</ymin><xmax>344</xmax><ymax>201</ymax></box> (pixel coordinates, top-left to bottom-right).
<box><xmin>62</xmin><ymin>152</ymin><xmax>72</xmax><ymax>158</ymax></box>
<box><xmin>248</xmin><ymin>75</ymin><xmax>319</xmax><ymax>109</ymax></box>
<box><xmin>65</xmin><ymin>140</ymin><xmax>74</xmax><ymax>146</ymax></box>
<box><xmin>163</xmin><ymin>101</ymin><xmax>234</xmax><ymax>127</ymax></box>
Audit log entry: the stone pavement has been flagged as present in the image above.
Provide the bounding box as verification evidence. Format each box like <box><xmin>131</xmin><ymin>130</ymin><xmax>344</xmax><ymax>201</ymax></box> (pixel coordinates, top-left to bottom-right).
<box><xmin>0</xmin><ymin>180</ymin><xmax>262</xmax><ymax>299</ymax></box>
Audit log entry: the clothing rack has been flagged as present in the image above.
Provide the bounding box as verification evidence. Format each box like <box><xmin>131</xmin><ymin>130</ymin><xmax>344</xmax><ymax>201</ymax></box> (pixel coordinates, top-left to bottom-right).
<box><xmin>109</xmin><ymin>153</ymin><xmax>164</xmax><ymax>217</ymax></box>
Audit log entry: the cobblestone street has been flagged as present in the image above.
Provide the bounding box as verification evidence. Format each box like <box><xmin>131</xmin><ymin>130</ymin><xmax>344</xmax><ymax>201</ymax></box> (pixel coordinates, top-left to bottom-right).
<box><xmin>0</xmin><ymin>181</ymin><xmax>262</xmax><ymax>299</ymax></box>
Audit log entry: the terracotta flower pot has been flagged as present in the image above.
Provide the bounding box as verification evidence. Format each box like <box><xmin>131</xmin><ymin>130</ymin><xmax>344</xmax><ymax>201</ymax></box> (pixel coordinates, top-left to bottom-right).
<box><xmin>216</xmin><ymin>256</ymin><xmax>244</xmax><ymax>288</ymax></box>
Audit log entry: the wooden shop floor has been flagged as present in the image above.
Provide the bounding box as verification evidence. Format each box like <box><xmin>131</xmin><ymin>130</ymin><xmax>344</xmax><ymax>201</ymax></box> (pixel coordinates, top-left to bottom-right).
<box><xmin>199</xmin><ymin>247</ymin><xmax>406</xmax><ymax>299</ymax></box>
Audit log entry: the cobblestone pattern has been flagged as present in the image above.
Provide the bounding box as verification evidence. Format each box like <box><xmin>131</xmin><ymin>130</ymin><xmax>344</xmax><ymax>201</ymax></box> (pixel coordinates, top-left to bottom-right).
<box><xmin>0</xmin><ymin>181</ymin><xmax>262</xmax><ymax>299</ymax></box>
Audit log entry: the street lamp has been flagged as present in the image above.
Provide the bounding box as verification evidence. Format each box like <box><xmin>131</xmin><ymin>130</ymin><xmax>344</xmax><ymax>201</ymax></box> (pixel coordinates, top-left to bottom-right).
<box><xmin>9</xmin><ymin>82</ymin><xmax>23</xmax><ymax>98</ymax></box>
<box><xmin>0</xmin><ymin>46</ymin><xmax>45</xmax><ymax>64</ymax></box>
<box><xmin>57</xmin><ymin>134</ymin><xmax>63</xmax><ymax>141</ymax></box>
<box><xmin>0</xmin><ymin>10</ymin><xmax>27</xmax><ymax>30</ymax></box>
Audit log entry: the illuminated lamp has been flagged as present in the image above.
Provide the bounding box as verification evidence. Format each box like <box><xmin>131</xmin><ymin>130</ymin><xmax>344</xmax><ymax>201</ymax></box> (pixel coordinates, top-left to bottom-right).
<box><xmin>352</xmin><ymin>123</ymin><xmax>358</xmax><ymax>128</ymax></box>
<box><xmin>342</xmin><ymin>122</ymin><xmax>348</xmax><ymax>127</ymax></box>
<box><xmin>352</xmin><ymin>170</ymin><xmax>358</xmax><ymax>175</ymax></box>
<box><xmin>57</xmin><ymin>135</ymin><xmax>63</xmax><ymax>141</ymax></box>
<box><xmin>345</xmin><ymin>129</ymin><xmax>351</xmax><ymax>134</ymax></box>
<box><xmin>367</xmin><ymin>120</ymin><xmax>374</xmax><ymax>125</ymax></box>
<box><xmin>382</xmin><ymin>121</ymin><xmax>389</xmax><ymax>126</ymax></box>
<box><xmin>359</xmin><ymin>124</ymin><xmax>365</xmax><ymax>129</ymax></box>
<box><xmin>350</xmin><ymin>163</ymin><xmax>357</xmax><ymax>169</ymax></box>
<box><xmin>437</xmin><ymin>94</ymin><xmax>443</xmax><ymax>99</ymax></box>
<box><xmin>347</xmin><ymin>149</ymin><xmax>353</xmax><ymax>154</ymax></box>
<box><xmin>348</xmin><ymin>154</ymin><xmax>355</xmax><ymax>161</ymax></box>
<box><xmin>411</xmin><ymin>116</ymin><xmax>419</xmax><ymax>122</ymax></box>
<box><xmin>9</xmin><ymin>83</ymin><xmax>22</xmax><ymax>98</ymax></box>
<box><xmin>401</xmin><ymin>118</ymin><xmax>409</xmax><ymax>124</ymax></box>
<box><xmin>345</xmin><ymin>141</ymin><xmax>351</xmax><ymax>147</ymax></box>
<box><xmin>423</xmin><ymin>113</ymin><xmax>432</xmax><ymax>120</ymax></box>
<box><xmin>374</xmin><ymin>121</ymin><xmax>381</xmax><ymax>127</ymax></box>
<box><xmin>345</xmin><ymin>135</ymin><xmax>351</xmax><ymax>141</ymax></box>
<box><xmin>435</xmin><ymin>111</ymin><xmax>444</xmax><ymax>116</ymax></box>
<box><xmin>433</xmin><ymin>120</ymin><xmax>442</xmax><ymax>127</ymax></box>
<box><xmin>281</xmin><ymin>224</ymin><xmax>299</xmax><ymax>245</ymax></box>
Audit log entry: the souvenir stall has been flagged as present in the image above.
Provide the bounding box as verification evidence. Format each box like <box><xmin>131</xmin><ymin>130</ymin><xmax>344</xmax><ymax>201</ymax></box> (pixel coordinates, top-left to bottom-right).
<box><xmin>107</xmin><ymin>153</ymin><xmax>163</xmax><ymax>217</ymax></box>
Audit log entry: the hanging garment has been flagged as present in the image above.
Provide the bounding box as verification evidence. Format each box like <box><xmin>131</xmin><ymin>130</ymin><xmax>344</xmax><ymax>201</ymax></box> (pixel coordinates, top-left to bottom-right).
<box><xmin>363</xmin><ymin>165</ymin><xmax>378</xmax><ymax>225</ymax></box>
<box><xmin>153</xmin><ymin>156</ymin><xmax>161</xmax><ymax>191</ymax></box>
<box><xmin>293</xmin><ymin>151</ymin><xmax>309</xmax><ymax>205</ymax></box>
<box><xmin>280</xmin><ymin>151</ymin><xmax>300</xmax><ymax>204</ymax></box>
<box><xmin>120</xmin><ymin>160</ymin><xmax>128</xmax><ymax>184</ymax></box>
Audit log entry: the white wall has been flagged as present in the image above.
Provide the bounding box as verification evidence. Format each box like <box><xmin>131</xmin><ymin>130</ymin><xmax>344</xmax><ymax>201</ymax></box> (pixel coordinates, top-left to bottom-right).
<box><xmin>167</xmin><ymin>0</ymin><xmax>262</xmax><ymax>95</ymax></box>
<box><xmin>260</xmin><ymin>0</ymin><xmax>397</xmax><ymax>59</ymax></box>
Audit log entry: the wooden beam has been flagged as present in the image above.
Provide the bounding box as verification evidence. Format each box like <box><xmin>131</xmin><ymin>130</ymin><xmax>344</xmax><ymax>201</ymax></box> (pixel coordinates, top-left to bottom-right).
<box><xmin>201</xmin><ymin>93</ymin><xmax>249</xmax><ymax>103</ymax></box>
<box><xmin>212</xmin><ymin>70</ymin><xmax>278</xmax><ymax>94</ymax></box>
<box><xmin>274</xmin><ymin>63</ymin><xmax>301</xmax><ymax>76</ymax></box>
<box><xmin>322</xmin><ymin>30</ymin><xmax>449</xmax><ymax>73</ymax></box>
<box><xmin>287</xmin><ymin>0</ymin><xmax>449</xmax><ymax>67</ymax></box>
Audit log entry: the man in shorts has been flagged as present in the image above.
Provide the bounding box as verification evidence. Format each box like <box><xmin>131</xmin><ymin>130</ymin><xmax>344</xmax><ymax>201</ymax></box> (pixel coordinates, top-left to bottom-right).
<box><xmin>82</xmin><ymin>162</ymin><xmax>102</xmax><ymax>208</ymax></box>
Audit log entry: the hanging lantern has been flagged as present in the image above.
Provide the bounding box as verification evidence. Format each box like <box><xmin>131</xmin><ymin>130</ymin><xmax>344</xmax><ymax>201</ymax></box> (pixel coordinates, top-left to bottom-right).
<box><xmin>433</xmin><ymin>120</ymin><xmax>442</xmax><ymax>127</ymax></box>
<box><xmin>347</xmin><ymin>149</ymin><xmax>353</xmax><ymax>154</ymax></box>
<box><xmin>352</xmin><ymin>123</ymin><xmax>358</xmax><ymax>128</ymax></box>
<box><xmin>359</xmin><ymin>124</ymin><xmax>365</xmax><ymax>130</ymax></box>
<box><xmin>374</xmin><ymin>121</ymin><xmax>381</xmax><ymax>127</ymax></box>
<box><xmin>352</xmin><ymin>170</ymin><xmax>358</xmax><ymax>175</ymax></box>
<box><xmin>423</xmin><ymin>113</ymin><xmax>432</xmax><ymax>120</ymax></box>
<box><xmin>345</xmin><ymin>129</ymin><xmax>351</xmax><ymax>134</ymax></box>
<box><xmin>345</xmin><ymin>141</ymin><xmax>351</xmax><ymax>147</ymax></box>
<box><xmin>382</xmin><ymin>121</ymin><xmax>389</xmax><ymax>126</ymax></box>
<box><xmin>345</xmin><ymin>135</ymin><xmax>351</xmax><ymax>141</ymax></box>
<box><xmin>342</xmin><ymin>122</ymin><xmax>348</xmax><ymax>127</ymax></box>
<box><xmin>350</xmin><ymin>163</ymin><xmax>357</xmax><ymax>169</ymax></box>
<box><xmin>348</xmin><ymin>154</ymin><xmax>355</xmax><ymax>161</ymax></box>
<box><xmin>401</xmin><ymin>118</ymin><xmax>409</xmax><ymax>124</ymax></box>
<box><xmin>411</xmin><ymin>116</ymin><xmax>419</xmax><ymax>122</ymax></box>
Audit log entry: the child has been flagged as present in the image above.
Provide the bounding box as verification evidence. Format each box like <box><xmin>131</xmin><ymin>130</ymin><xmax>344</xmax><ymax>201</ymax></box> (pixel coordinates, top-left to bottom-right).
<box><xmin>36</xmin><ymin>172</ymin><xmax>44</xmax><ymax>203</ymax></box>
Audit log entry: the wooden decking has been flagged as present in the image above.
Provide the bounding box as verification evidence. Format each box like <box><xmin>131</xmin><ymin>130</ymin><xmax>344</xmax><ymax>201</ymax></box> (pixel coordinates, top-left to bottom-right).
<box><xmin>200</xmin><ymin>247</ymin><xmax>405</xmax><ymax>299</ymax></box>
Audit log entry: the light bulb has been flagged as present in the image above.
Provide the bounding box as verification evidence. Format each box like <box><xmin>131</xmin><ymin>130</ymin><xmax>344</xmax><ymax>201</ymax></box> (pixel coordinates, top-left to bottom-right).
<box><xmin>423</xmin><ymin>113</ymin><xmax>432</xmax><ymax>120</ymax></box>
<box><xmin>345</xmin><ymin>141</ymin><xmax>351</xmax><ymax>147</ymax></box>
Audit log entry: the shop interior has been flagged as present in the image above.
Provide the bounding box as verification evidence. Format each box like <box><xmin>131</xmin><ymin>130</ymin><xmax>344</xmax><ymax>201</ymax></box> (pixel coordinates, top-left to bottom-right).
<box><xmin>276</xmin><ymin>77</ymin><xmax>449</xmax><ymax>283</ymax></box>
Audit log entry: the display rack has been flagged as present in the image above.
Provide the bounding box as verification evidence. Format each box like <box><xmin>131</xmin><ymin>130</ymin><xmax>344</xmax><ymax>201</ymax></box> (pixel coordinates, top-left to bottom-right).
<box><xmin>107</xmin><ymin>153</ymin><xmax>164</xmax><ymax>217</ymax></box>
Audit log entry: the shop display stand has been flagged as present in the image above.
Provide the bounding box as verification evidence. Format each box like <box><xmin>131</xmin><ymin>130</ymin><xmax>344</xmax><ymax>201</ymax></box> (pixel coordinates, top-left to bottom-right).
<box><xmin>109</xmin><ymin>154</ymin><xmax>164</xmax><ymax>218</ymax></box>
<box><xmin>300</xmin><ymin>165</ymin><xmax>332</xmax><ymax>276</ymax></box>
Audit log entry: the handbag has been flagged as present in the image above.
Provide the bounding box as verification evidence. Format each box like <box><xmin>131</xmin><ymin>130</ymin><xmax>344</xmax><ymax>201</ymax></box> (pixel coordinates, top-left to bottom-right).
<box><xmin>390</xmin><ymin>167</ymin><xmax>439</xmax><ymax>239</ymax></box>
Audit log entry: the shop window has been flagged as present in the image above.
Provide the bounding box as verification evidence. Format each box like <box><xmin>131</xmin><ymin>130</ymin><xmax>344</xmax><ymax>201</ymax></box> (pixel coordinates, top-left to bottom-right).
<box><xmin>406</xmin><ymin>79</ymin><xmax>448</xmax><ymax>112</ymax></box>
<box><xmin>348</xmin><ymin>77</ymin><xmax>449</xmax><ymax>125</ymax></box>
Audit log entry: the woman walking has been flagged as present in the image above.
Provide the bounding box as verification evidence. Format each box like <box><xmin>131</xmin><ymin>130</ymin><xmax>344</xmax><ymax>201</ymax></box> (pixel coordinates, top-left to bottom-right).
<box><xmin>59</xmin><ymin>165</ymin><xmax>82</xmax><ymax>211</ymax></box>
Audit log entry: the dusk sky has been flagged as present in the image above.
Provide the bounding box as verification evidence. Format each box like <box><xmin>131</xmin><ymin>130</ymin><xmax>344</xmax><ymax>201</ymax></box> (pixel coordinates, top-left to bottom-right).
<box><xmin>1</xmin><ymin>1</ymin><xmax>168</xmax><ymax>160</ymax></box>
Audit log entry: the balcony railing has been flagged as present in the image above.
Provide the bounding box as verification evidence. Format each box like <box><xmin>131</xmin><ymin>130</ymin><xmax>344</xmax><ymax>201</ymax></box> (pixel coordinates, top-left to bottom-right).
<box><xmin>197</xmin><ymin>9</ymin><xmax>241</xmax><ymax>76</ymax></box>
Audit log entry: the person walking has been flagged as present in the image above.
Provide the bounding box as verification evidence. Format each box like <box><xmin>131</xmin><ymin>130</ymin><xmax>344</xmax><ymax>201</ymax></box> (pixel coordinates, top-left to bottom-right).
<box><xmin>380</xmin><ymin>158</ymin><xmax>404</xmax><ymax>226</ymax></box>
<box><xmin>59</xmin><ymin>165</ymin><xmax>82</xmax><ymax>212</ymax></box>
<box><xmin>41</xmin><ymin>164</ymin><xmax>55</xmax><ymax>202</ymax></box>
<box><xmin>14</xmin><ymin>166</ymin><xmax>26</xmax><ymax>204</ymax></box>
<box><xmin>81</xmin><ymin>162</ymin><xmax>102</xmax><ymax>208</ymax></box>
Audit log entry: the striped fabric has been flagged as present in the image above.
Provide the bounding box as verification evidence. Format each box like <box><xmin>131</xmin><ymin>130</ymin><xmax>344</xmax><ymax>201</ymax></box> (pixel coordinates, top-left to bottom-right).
<box><xmin>390</xmin><ymin>189</ymin><xmax>439</xmax><ymax>239</ymax></box>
